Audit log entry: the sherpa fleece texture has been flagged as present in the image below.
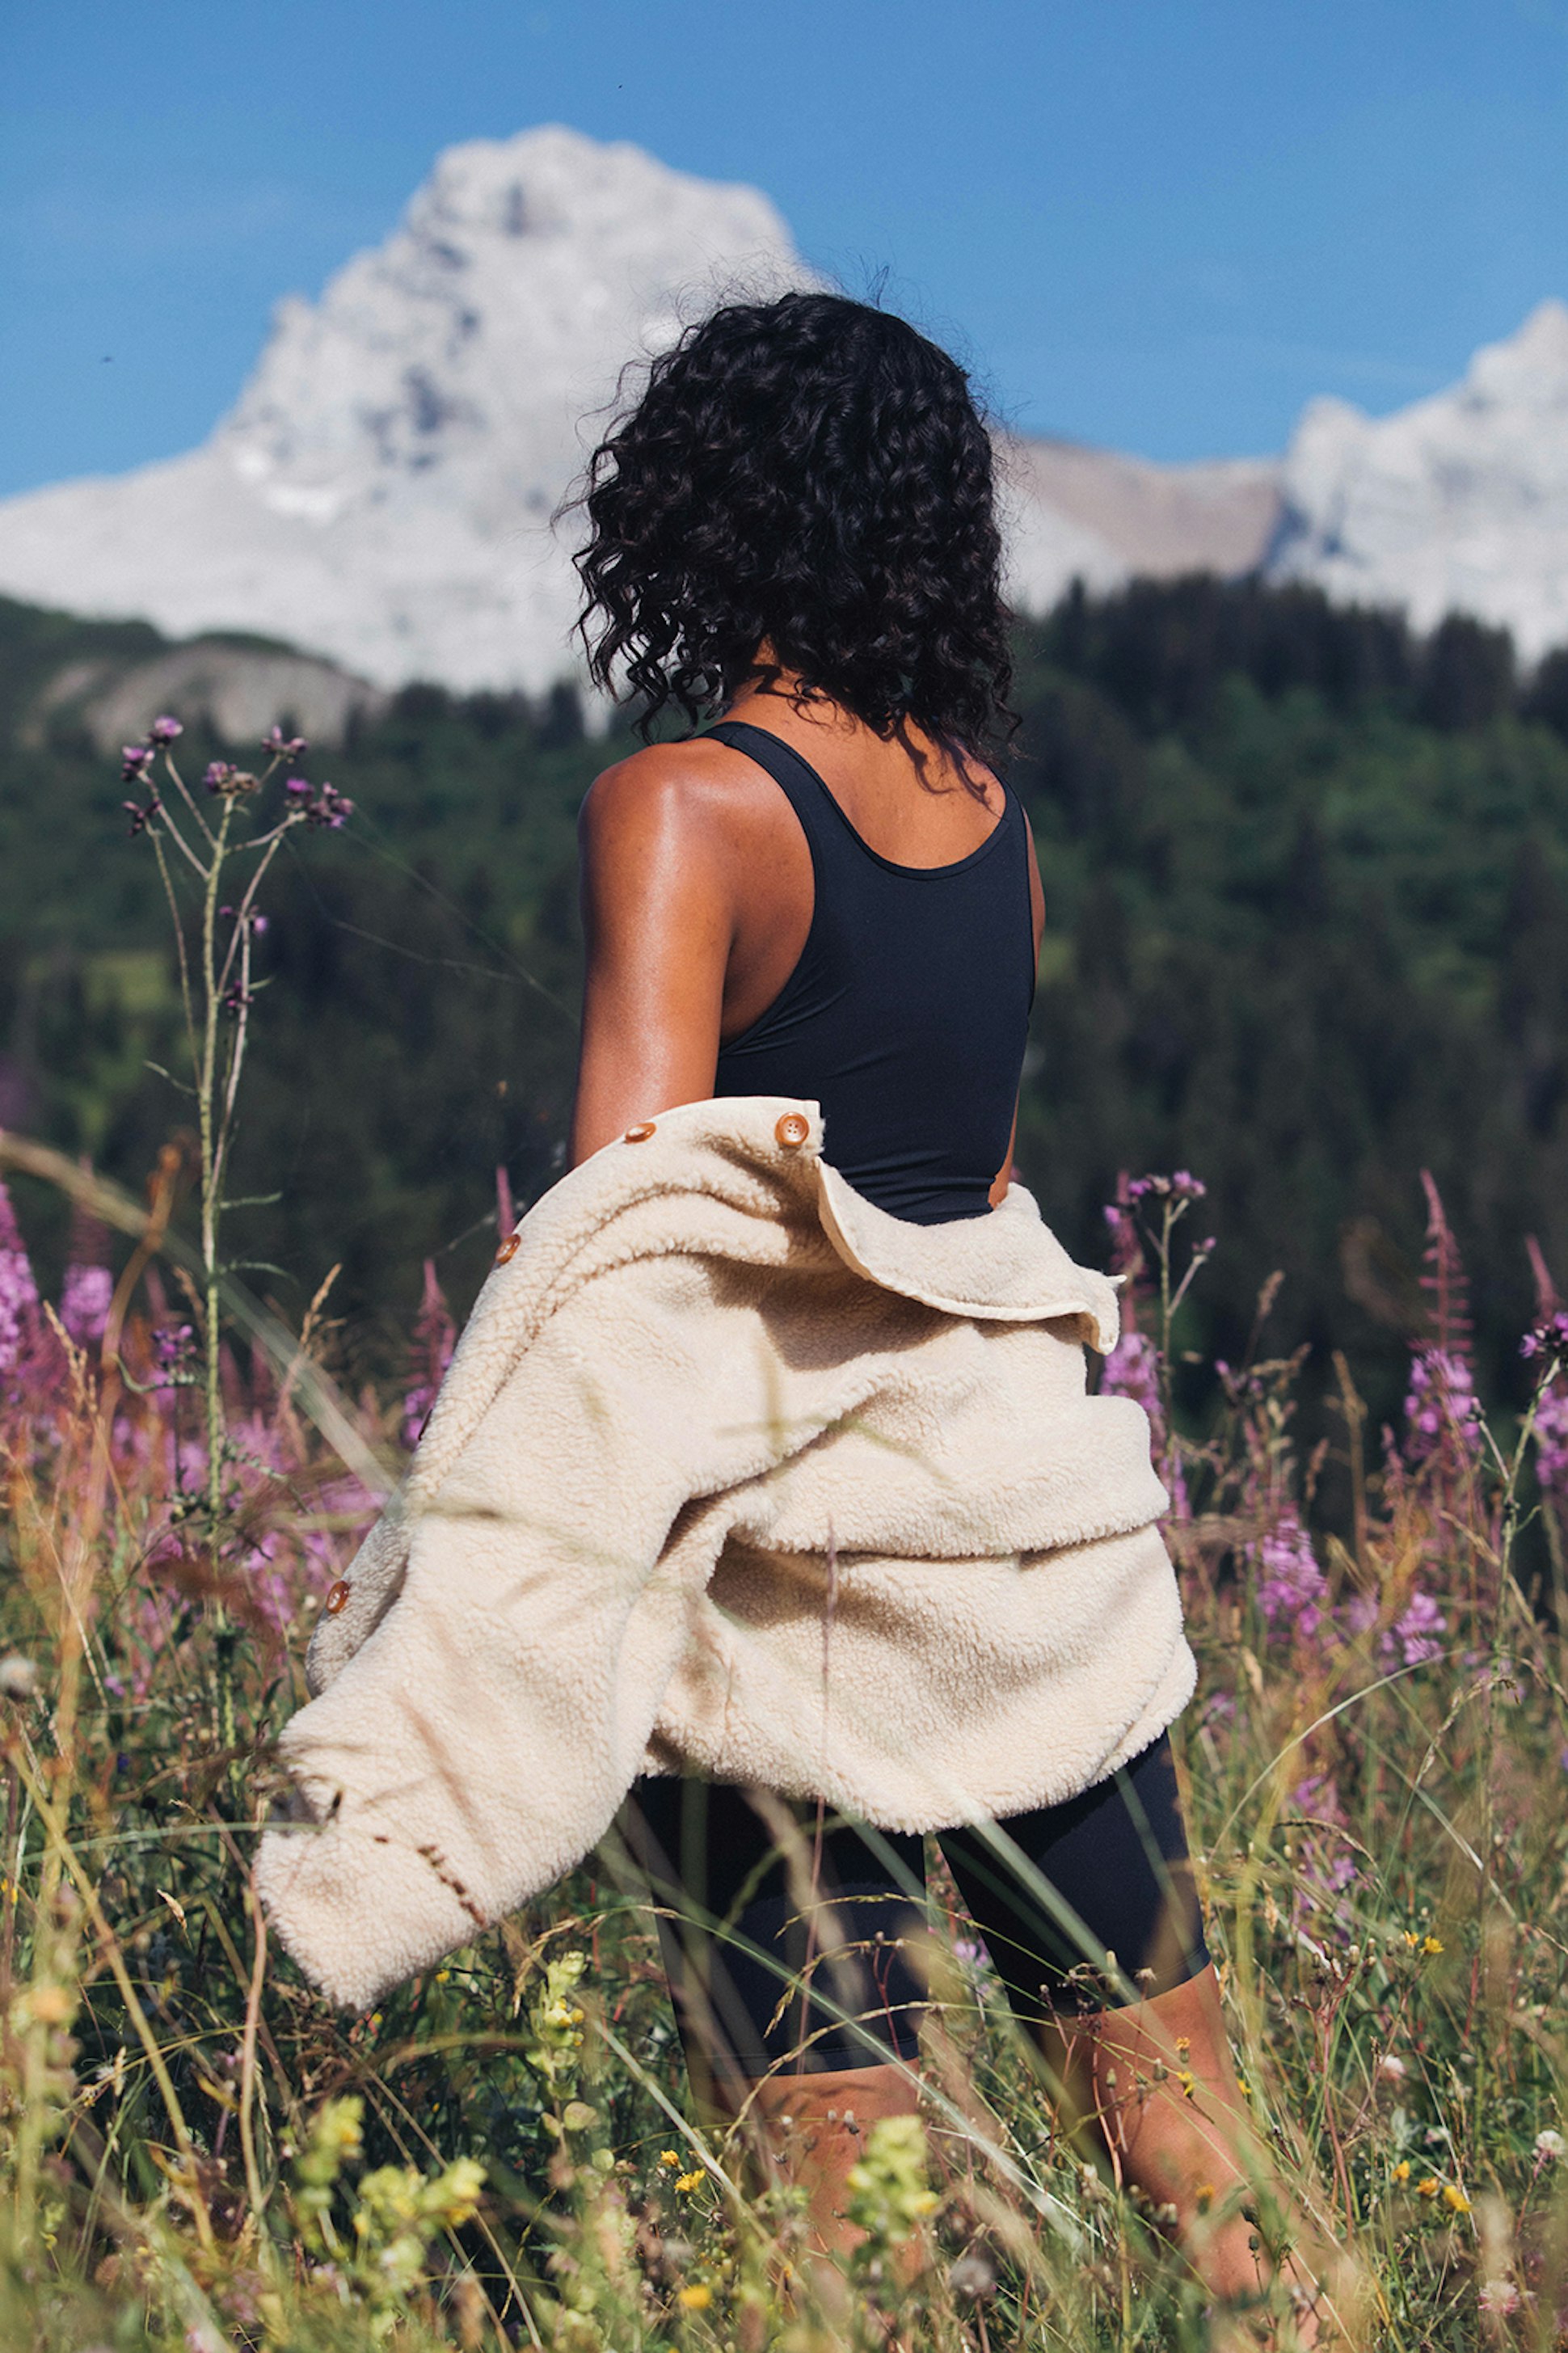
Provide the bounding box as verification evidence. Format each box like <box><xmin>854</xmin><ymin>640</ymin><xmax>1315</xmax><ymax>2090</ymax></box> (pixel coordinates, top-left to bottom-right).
<box><xmin>255</xmin><ymin>1095</ymin><xmax>1195</xmax><ymax>2011</ymax></box>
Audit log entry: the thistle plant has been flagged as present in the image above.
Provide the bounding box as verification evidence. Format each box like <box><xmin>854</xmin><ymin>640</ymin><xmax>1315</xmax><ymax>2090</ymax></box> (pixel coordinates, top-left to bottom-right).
<box><xmin>118</xmin><ymin>715</ymin><xmax>353</xmax><ymax>1768</ymax></box>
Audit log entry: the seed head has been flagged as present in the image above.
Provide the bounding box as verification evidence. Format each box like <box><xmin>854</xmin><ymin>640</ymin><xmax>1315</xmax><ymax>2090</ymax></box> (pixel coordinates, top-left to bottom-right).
<box><xmin>0</xmin><ymin>1654</ymin><xmax>40</xmax><ymax>1701</ymax></box>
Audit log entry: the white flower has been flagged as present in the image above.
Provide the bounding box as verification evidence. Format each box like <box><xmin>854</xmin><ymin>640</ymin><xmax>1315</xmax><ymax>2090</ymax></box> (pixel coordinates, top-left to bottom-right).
<box><xmin>1536</xmin><ymin>2128</ymin><xmax>1565</xmax><ymax>2160</ymax></box>
<box><xmin>1376</xmin><ymin>2054</ymin><xmax>1407</xmax><ymax>2081</ymax></box>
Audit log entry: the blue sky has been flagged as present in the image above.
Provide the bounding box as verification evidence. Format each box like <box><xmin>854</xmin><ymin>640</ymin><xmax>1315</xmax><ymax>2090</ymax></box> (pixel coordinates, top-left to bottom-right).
<box><xmin>4</xmin><ymin>0</ymin><xmax>1568</xmax><ymax>496</ymax></box>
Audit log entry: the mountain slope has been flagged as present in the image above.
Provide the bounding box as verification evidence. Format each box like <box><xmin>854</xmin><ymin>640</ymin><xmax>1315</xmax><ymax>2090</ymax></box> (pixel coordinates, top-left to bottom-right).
<box><xmin>0</xmin><ymin>128</ymin><xmax>811</xmax><ymax>694</ymax></box>
<box><xmin>8</xmin><ymin>124</ymin><xmax>1568</xmax><ymax>682</ymax></box>
<box><xmin>1267</xmin><ymin>302</ymin><xmax>1568</xmax><ymax>658</ymax></box>
<box><xmin>0</xmin><ymin>124</ymin><xmax>1289</xmax><ymax>692</ymax></box>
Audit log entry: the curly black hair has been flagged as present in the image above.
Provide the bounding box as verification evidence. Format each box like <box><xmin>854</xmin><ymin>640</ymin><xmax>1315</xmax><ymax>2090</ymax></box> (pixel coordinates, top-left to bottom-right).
<box><xmin>570</xmin><ymin>292</ymin><xmax>1014</xmax><ymax>777</ymax></box>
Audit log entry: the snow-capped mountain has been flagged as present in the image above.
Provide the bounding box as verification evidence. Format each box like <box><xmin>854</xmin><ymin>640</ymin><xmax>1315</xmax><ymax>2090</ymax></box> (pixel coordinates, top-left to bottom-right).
<box><xmin>0</xmin><ymin>128</ymin><xmax>813</xmax><ymax>695</ymax></box>
<box><xmin>4</xmin><ymin>124</ymin><xmax>1568</xmax><ymax>689</ymax></box>
<box><xmin>1267</xmin><ymin>301</ymin><xmax>1568</xmax><ymax>658</ymax></box>
<box><xmin>0</xmin><ymin>124</ymin><xmax>1282</xmax><ymax>695</ymax></box>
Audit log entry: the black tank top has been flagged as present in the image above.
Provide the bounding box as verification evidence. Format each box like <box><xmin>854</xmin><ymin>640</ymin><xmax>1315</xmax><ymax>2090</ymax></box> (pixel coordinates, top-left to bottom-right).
<box><xmin>706</xmin><ymin>720</ymin><xmax>1036</xmax><ymax>1225</ymax></box>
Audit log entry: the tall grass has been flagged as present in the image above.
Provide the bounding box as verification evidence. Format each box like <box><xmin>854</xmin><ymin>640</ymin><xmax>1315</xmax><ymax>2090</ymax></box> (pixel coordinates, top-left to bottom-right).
<box><xmin>1</xmin><ymin>719</ymin><xmax>1567</xmax><ymax>2348</ymax></box>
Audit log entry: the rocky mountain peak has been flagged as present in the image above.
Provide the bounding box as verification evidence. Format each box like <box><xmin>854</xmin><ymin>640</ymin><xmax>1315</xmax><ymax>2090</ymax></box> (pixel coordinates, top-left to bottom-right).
<box><xmin>6</xmin><ymin>124</ymin><xmax>1568</xmax><ymax>687</ymax></box>
<box><xmin>1269</xmin><ymin>302</ymin><xmax>1568</xmax><ymax>654</ymax></box>
<box><xmin>0</xmin><ymin>127</ymin><xmax>812</xmax><ymax>693</ymax></box>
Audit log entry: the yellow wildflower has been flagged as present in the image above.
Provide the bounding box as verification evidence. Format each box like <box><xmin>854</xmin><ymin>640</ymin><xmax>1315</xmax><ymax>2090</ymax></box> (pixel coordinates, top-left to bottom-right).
<box><xmin>1195</xmin><ymin>2183</ymin><xmax>1216</xmax><ymax>2213</ymax></box>
<box><xmin>1443</xmin><ymin>2184</ymin><xmax>1471</xmax><ymax>2213</ymax></box>
<box><xmin>677</xmin><ymin>2283</ymin><xmax>712</xmax><ymax>2310</ymax></box>
<box><xmin>1417</xmin><ymin>2176</ymin><xmax>1439</xmax><ymax>2199</ymax></box>
<box><xmin>1422</xmin><ymin>1936</ymin><xmax>1444</xmax><ymax>1956</ymax></box>
<box><xmin>676</xmin><ymin>2170</ymin><xmax>706</xmax><ymax>2194</ymax></box>
<box><xmin>1391</xmin><ymin>2161</ymin><xmax>1411</xmax><ymax>2183</ymax></box>
<box><xmin>1175</xmin><ymin>2069</ymin><xmax>1196</xmax><ymax>2099</ymax></box>
<box><xmin>659</xmin><ymin>2150</ymin><xmax>681</xmax><ymax>2168</ymax></box>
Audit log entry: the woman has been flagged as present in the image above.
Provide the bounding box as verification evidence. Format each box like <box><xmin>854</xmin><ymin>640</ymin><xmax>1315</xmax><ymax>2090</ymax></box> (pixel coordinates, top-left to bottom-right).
<box><xmin>567</xmin><ymin>291</ymin><xmax>1339</xmax><ymax>2340</ymax></box>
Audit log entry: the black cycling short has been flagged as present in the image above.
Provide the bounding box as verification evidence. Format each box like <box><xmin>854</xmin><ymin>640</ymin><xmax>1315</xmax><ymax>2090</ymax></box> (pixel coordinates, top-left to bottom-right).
<box><xmin>617</xmin><ymin>1731</ymin><xmax>1209</xmax><ymax>2089</ymax></box>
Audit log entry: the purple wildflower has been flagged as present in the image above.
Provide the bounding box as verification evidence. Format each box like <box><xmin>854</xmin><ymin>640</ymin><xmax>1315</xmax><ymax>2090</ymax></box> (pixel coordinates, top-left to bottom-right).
<box><xmin>1386</xmin><ymin>1588</ymin><xmax>1447</xmax><ymax>1668</ymax></box>
<box><xmin>402</xmin><ymin>1259</ymin><xmax>455</xmax><ymax>1449</ymax></box>
<box><xmin>1402</xmin><ymin>1346</ymin><xmax>1484</xmax><ymax>1470</ymax></box>
<box><xmin>1100</xmin><ymin>1328</ymin><xmax>1189</xmax><ymax>1518</ymax></box>
<box><xmin>153</xmin><ymin>1322</ymin><xmax>196</xmax><ymax>1377</ymax></box>
<box><xmin>1340</xmin><ymin>1589</ymin><xmax>1379</xmax><ymax>1642</ymax></box>
<box><xmin>1100</xmin><ymin>1330</ymin><xmax>1162</xmax><ymax>1419</ymax></box>
<box><xmin>120</xmin><ymin>744</ymin><xmax>154</xmax><ymax>783</ymax></box>
<box><xmin>1534</xmin><ymin>1387</ymin><xmax>1568</xmax><ymax>1500</ymax></box>
<box><xmin>123</xmin><ymin>795</ymin><xmax>162</xmax><ymax>835</ymax></box>
<box><xmin>1523</xmin><ymin>1312</ymin><xmax>1568</xmax><ymax>1364</ymax></box>
<box><xmin>262</xmin><ymin>725</ymin><xmax>307</xmax><ymax>758</ymax></box>
<box><xmin>303</xmin><ymin>781</ymin><xmax>354</xmax><ymax>830</ymax></box>
<box><xmin>61</xmin><ymin>1263</ymin><xmax>112</xmax><ymax>1348</ymax></box>
<box><xmin>1124</xmin><ymin>1170</ymin><xmax>1208</xmax><ymax>1205</ymax></box>
<box><xmin>1289</xmin><ymin>1771</ymin><xmax>1359</xmax><ymax>1921</ymax></box>
<box><xmin>283</xmin><ymin>776</ymin><xmax>312</xmax><ymax>802</ymax></box>
<box><xmin>1253</xmin><ymin>1510</ymin><xmax>1329</xmax><ymax>1641</ymax></box>
<box><xmin>204</xmin><ymin>761</ymin><xmax>236</xmax><ymax>794</ymax></box>
<box><xmin>0</xmin><ymin>1183</ymin><xmax>40</xmax><ymax>1381</ymax></box>
<box><xmin>148</xmin><ymin>715</ymin><xmax>183</xmax><ymax>744</ymax></box>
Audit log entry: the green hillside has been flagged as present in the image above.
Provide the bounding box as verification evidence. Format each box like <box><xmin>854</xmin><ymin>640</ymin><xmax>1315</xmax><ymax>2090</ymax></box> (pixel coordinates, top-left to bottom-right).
<box><xmin>3</xmin><ymin>580</ymin><xmax>1566</xmax><ymax>1433</ymax></box>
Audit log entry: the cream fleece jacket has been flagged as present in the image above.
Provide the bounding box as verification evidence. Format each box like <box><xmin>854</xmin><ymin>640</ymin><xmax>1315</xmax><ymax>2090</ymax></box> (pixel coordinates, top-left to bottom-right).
<box><xmin>255</xmin><ymin>1095</ymin><xmax>1194</xmax><ymax>2010</ymax></box>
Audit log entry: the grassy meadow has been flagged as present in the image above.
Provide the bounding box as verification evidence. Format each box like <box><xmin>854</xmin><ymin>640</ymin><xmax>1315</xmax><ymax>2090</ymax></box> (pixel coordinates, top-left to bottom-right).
<box><xmin>2</xmin><ymin>585</ymin><xmax>1568</xmax><ymax>2346</ymax></box>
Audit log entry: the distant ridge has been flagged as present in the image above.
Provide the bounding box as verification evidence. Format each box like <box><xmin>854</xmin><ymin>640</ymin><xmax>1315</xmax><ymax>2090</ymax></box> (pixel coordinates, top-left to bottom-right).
<box><xmin>1269</xmin><ymin>300</ymin><xmax>1568</xmax><ymax>659</ymax></box>
<box><xmin>2</xmin><ymin>126</ymin><xmax>1567</xmax><ymax>683</ymax></box>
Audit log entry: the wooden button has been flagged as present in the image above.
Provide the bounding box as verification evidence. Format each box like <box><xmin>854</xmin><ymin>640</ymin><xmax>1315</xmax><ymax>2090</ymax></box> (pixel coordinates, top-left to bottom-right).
<box><xmin>774</xmin><ymin>1112</ymin><xmax>810</xmax><ymax>1149</ymax></box>
<box><xmin>494</xmin><ymin>1233</ymin><xmax>521</xmax><ymax>1266</ymax></box>
<box><xmin>324</xmin><ymin>1579</ymin><xmax>351</xmax><ymax>1617</ymax></box>
<box><xmin>623</xmin><ymin>1121</ymin><xmax>656</xmax><ymax>1143</ymax></box>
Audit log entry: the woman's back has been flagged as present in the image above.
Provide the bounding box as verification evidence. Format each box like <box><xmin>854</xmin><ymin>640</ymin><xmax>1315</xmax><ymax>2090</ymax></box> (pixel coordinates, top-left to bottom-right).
<box><xmin>569</xmin><ymin>698</ymin><xmax>1043</xmax><ymax>1195</ymax></box>
<box><xmin>563</xmin><ymin>289</ymin><xmax>1040</xmax><ymax>1181</ymax></box>
<box><xmin>706</xmin><ymin>717</ymin><xmax>1035</xmax><ymax>1223</ymax></box>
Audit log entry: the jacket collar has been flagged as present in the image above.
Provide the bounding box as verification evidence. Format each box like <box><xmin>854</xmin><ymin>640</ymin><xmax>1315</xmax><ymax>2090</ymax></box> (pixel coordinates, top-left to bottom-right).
<box><xmin>567</xmin><ymin>1096</ymin><xmax>1121</xmax><ymax>1352</ymax></box>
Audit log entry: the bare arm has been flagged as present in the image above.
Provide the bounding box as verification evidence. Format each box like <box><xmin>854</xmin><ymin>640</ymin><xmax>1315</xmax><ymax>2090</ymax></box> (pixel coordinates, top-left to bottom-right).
<box><xmin>569</xmin><ymin>750</ymin><xmax>737</xmax><ymax>1166</ymax></box>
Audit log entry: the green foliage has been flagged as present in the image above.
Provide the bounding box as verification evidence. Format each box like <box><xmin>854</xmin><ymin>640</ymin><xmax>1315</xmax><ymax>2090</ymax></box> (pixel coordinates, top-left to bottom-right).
<box><xmin>844</xmin><ymin>2112</ymin><xmax>940</xmax><ymax>2247</ymax></box>
<box><xmin>5</xmin><ymin>576</ymin><xmax>1568</xmax><ymax>1435</ymax></box>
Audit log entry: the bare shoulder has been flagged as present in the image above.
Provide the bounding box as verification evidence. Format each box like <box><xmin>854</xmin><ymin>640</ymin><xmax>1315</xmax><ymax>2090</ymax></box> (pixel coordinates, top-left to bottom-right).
<box><xmin>584</xmin><ymin>739</ymin><xmax>777</xmax><ymax>842</ymax></box>
<box><xmin>578</xmin><ymin>736</ymin><xmax>795</xmax><ymax>862</ymax></box>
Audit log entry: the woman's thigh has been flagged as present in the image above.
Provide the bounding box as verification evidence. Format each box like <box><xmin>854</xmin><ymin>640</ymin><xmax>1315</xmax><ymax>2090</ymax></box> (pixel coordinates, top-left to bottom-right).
<box><xmin>935</xmin><ymin>1732</ymin><xmax>1210</xmax><ymax>2024</ymax></box>
<box><xmin>620</xmin><ymin>1776</ymin><xmax>929</xmax><ymax>2087</ymax></box>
